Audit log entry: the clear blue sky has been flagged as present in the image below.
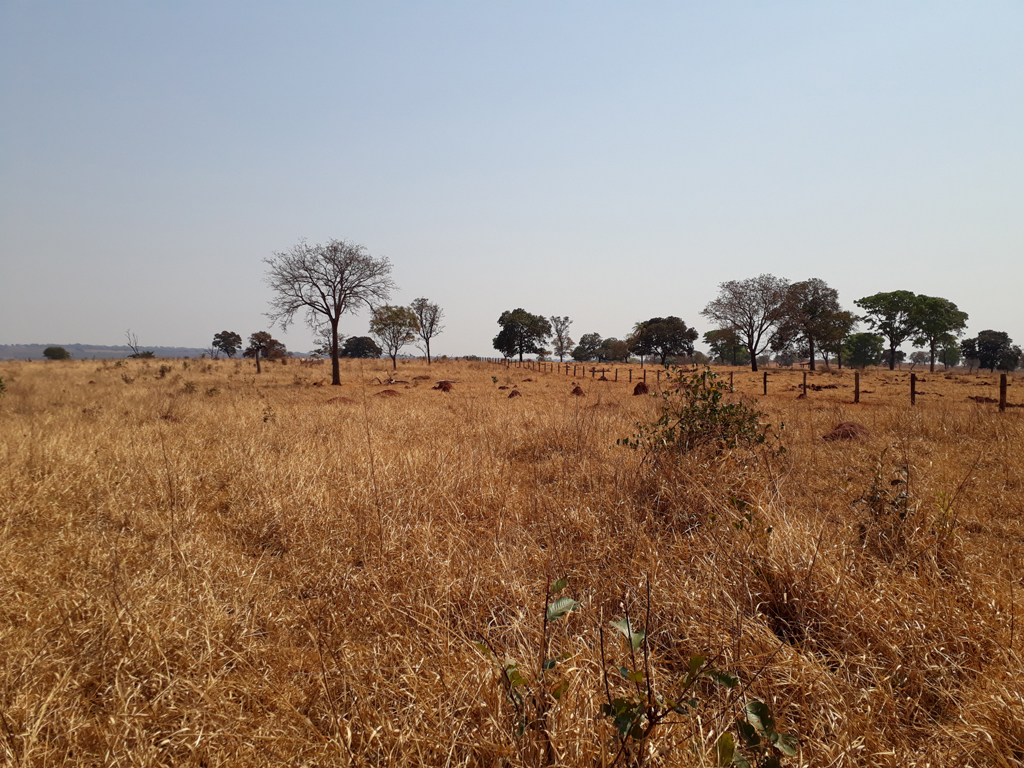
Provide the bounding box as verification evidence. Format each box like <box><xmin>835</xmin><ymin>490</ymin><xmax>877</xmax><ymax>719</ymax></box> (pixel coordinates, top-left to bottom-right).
<box><xmin>2</xmin><ymin>2</ymin><xmax>1022</xmax><ymax>356</ymax></box>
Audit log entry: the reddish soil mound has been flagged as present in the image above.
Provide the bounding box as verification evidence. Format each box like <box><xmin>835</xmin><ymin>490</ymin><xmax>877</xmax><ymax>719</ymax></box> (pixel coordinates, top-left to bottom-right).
<box><xmin>326</xmin><ymin>396</ymin><xmax>356</xmax><ymax>404</ymax></box>
<box><xmin>523</xmin><ymin>378</ymin><xmax>533</xmax><ymax>382</ymax></box>
<box><xmin>508</xmin><ymin>390</ymin><xmax>522</xmax><ymax>398</ymax></box>
<box><xmin>376</xmin><ymin>389</ymin><xmax>402</xmax><ymax>398</ymax></box>
<box><xmin>823</xmin><ymin>421</ymin><xmax>870</xmax><ymax>441</ymax></box>
<box><xmin>498</xmin><ymin>385</ymin><xmax>509</xmax><ymax>390</ymax></box>
<box><xmin>598</xmin><ymin>375</ymin><xmax>609</xmax><ymax>381</ymax></box>
<box><xmin>433</xmin><ymin>381</ymin><xmax>454</xmax><ymax>392</ymax></box>
<box><xmin>633</xmin><ymin>382</ymin><xmax>650</xmax><ymax>396</ymax></box>
<box><xmin>571</xmin><ymin>386</ymin><xmax>586</xmax><ymax>396</ymax></box>
<box><xmin>413</xmin><ymin>375</ymin><xmax>431</xmax><ymax>380</ymax></box>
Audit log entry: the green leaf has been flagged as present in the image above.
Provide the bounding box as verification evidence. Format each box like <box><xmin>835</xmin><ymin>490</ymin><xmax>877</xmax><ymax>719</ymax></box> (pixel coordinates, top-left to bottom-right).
<box><xmin>704</xmin><ymin>669</ymin><xmax>738</xmax><ymax>689</ymax></box>
<box><xmin>543</xmin><ymin>658</ymin><xmax>557</xmax><ymax>671</ymax></box>
<box><xmin>732</xmin><ymin>755</ymin><xmax>752</xmax><ymax>768</ymax></box>
<box><xmin>610</xmin><ymin>617</ymin><xmax>646</xmax><ymax>650</ymax></box>
<box><xmin>689</xmin><ymin>654</ymin><xmax>707</xmax><ymax>677</ymax></box>
<box><xmin>735</xmin><ymin>720</ymin><xmax>760</xmax><ymax>748</ymax></box>
<box><xmin>551</xmin><ymin>576</ymin><xmax>568</xmax><ymax>594</ymax></box>
<box><xmin>551</xmin><ymin>679</ymin><xmax>568</xmax><ymax>700</ymax></box>
<box><xmin>546</xmin><ymin>596</ymin><xmax>579</xmax><ymax>623</ymax></box>
<box><xmin>776</xmin><ymin>733</ymin><xmax>799</xmax><ymax>757</ymax></box>
<box><xmin>475</xmin><ymin>642</ymin><xmax>491</xmax><ymax>657</ymax></box>
<box><xmin>715</xmin><ymin>733</ymin><xmax>735</xmax><ymax>766</ymax></box>
<box><xmin>745</xmin><ymin>700</ymin><xmax>775</xmax><ymax>736</ymax></box>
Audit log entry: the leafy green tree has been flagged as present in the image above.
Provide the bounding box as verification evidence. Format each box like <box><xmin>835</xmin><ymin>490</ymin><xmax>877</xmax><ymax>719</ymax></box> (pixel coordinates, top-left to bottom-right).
<box><xmin>843</xmin><ymin>333</ymin><xmax>885</xmax><ymax>369</ymax></box>
<box><xmin>701</xmin><ymin>274</ymin><xmax>791</xmax><ymax>372</ymax></box>
<box><xmin>264</xmin><ymin>238</ymin><xmax>395</xmax><ymax>386</ymax></box>
<box><xmin>243</xmin><ymin>331</ymin><xmax>287</xmax><ymax>373</ymax></box>
<box><xmin>212</xmin><ymin>331</ymin><xmax>243</xmax><ymax>358</ymax></box>
<box><xmin>571</xmin><ymin>333</ymin><xmax>602</xmax><ymax>362</ymax></box>
<box><xmin>703</xmin><ymin>328</ymin><xmax>749</xmax><ymax>366</ymax></box>
<box><xmin>369</xmin><ymin>305</ymin><xmax>420</xmax><ymax>369</ymax></box>
<box><xmin>42</xmin><ymin>346</ymin><xmax>71</xmax><ymax>360</ymax></box>
<box><xmin>962</xmin><ymin>330</ymin><xmax>1022</xmax><ymax>372</ymax></box>
<box><xmin>410</xmin><ymin>298</ymin><xmax>444</xmax><ymax>365</ymax></box>
<box><xmin>854</xmin><ymin>290</ymin><xmax>920</xmax><ymax>371</ymax></box>
<box><xmin>629</xmin><ymin>317</ymin><xmax>699</xmax><ymax>366</ymax></box>
<box><xmin>549</xmin><ymin>316</ymin><xmax>573</xmax><ymax>362</ymax></box>
<box><xmin>597</xmin><ymin>338</ymin><xmax>630</xmax><ymax>362</ymax></box>
<box><xmin>910</xmin><ymin>296</ymin><xmax>968</xmax><ymax>373</ymax></box>
<box><xmin>817</xmin><ymin>309</ymin><xmax>858</xmax><ymax>368</ymax></box>
<box><xmin>939</xmin><ymin>340</ymin><xmax>961</xmax><ymax>369</ymax></box>
<box><xmin>340</xmin><ymin>336</ymin><xmax>382</xmax><ymax>358</ymax></box>
<box><xmin>776</xmin><ymin>278</ymin><xmax>845</xmax><ymax>371</ymax></box>
<box><xmin>493</xmin><ymin>309</ymin><xmax>552</xmax><ymax>362</ymax></box>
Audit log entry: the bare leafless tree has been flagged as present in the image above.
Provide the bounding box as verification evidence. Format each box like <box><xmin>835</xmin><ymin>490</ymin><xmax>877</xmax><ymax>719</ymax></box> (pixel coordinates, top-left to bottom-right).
<box><xmin>410</xmin><ymin>298</ymin><xmax>445</xmax><ymax>364</ymax></box>
<box><xmin>549</xmin><ymin>316</ymin><xmax>573</xmax><ymax>362</ymax></box>
<box><xmin>701</xmin><ymin>274</ymin><xmax>790</xmax><ymax>372</ymax></box>
<box><xmin>264</xmin><ymin>238</ymin><xmax>396</xmax><ymax>385</ymax></box>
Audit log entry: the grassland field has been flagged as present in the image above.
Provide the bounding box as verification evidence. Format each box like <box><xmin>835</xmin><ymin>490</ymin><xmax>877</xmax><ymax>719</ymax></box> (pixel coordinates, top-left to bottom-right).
<box><xmin>1</xmin><ymin>357</ymin><xmax>1023</xmax><ymax>767</ymax></box>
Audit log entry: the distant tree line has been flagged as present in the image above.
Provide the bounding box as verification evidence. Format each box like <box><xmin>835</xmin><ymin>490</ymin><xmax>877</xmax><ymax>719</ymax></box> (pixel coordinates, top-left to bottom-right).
<box><xmin>490</xmin><ymin>276</ymin><xmax>1021</xmax><ymax>373</ymax></box>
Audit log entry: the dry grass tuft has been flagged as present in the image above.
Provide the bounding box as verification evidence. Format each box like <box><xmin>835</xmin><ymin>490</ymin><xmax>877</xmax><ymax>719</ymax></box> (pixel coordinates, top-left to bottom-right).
<box><xmin>1</xmin><ymin>359</ymin><xmax>1022</xmax><ymax>766</ymax></box>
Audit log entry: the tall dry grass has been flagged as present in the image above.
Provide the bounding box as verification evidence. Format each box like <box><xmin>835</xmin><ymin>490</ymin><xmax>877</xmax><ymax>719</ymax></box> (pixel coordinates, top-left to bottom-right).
<box><xmin>1</xmin><ymin>357</ymin><xmax>1022</xmax><ymax>766</ymax></box>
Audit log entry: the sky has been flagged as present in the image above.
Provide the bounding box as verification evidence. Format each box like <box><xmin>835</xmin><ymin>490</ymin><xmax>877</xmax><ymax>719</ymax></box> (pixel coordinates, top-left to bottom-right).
<box><xmin>2</xmin><ymin>1</ymin><xmax>1022</xmax><ymax>356</ymax></box>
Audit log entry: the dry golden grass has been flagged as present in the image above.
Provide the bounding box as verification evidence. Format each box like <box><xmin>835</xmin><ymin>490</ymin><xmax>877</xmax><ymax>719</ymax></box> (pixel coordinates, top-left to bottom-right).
<box><xmin>1</xmin><ymin>357</ymin><xmax>1023</xmax><ymax>766</ymax></box>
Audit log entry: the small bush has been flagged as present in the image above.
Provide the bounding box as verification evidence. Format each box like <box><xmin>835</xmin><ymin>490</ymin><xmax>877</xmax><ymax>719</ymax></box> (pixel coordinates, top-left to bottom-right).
<box><xmin>620</xmin><ymin>367</ymin><xmax>782</xmax><ymax>458</ymax></box>
<box><xmin>43</xmin><ymin>346</ymin><xmax>71</xmax><ymax>360</ymax></box>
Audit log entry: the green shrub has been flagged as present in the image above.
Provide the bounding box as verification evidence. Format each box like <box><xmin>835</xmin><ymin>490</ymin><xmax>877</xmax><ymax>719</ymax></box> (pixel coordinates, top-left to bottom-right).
<box><xmin>43</xmin><ymin>346</ymin><xmax>71</xmax><ymax>360</ymax></box>
<box><xmin>619</xmin><ymin>367</ymin><xmax>782</xmax><ymax>458</ymax></box>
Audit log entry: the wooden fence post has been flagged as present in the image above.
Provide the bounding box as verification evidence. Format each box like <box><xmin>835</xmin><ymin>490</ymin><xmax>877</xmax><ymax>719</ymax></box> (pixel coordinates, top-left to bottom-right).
<box><xmin>629</xmin><ymin>369</ymin><xmax>633</xmax><ymax>383</ymax></box>
<box><xmin>763</xmin><ymin>371</ymin><xmax>768</xmax><ymax>395</ymax></box>
<box><xmin>802</xmin><ymin>371</ymin><xmax>807</xmax><ymax>397</ymax></box>
<box><xmin>656</xmin><ymin>370</ymin><xmax>661</xmax><ymax>384</ymax></box>
<box><xmin>643</xmin><ymin>369</ymin><xmax>647</xmax><ymax>383</ymax></box>
<box><xmin>1000</xmin><ymin>373</ymin><xmax>1007</xmax><ymax>412</ymax></box>
<box><xmin>854</xmin><ymin>371</ymin><xmax>860</xmax><ymax>404</ymax></box>
<box><xmin>910</xmin><ymin>373</ymin><xmax>917</xmax><ymax>406</ymax></box>
<box><xmin>615</xmin><ymin>369</ymin><xmax>618</xmax><ymax>382</ymax></box>
<box><xmin>729</xmin><ymin>371</ymin><xmax>734</xmax><ymax>392</ymax></box>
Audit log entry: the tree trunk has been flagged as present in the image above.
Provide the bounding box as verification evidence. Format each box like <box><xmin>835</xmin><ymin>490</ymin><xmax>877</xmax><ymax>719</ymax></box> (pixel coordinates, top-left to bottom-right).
<box><xmin>749</xmin><ymin>345</ymin><xmax>758</xmax><ymax>372</ymax></box>
<box><xmin>808</xmin><ymin>337</ymin><xmax>816</xmax><ymax>371</ymax></box>
<box><xmin>929</xmin><ymin>342</ymin><xmax>936</xmax><ymax>373</ymax></box>
<box><xmin>255</xmin><ymin>350</ymin><xmax>261</xmax><ymax>374</ymax></box>
<box><xmin>391</xmin><ymin>353</ymin><xmax>397</xmax><ymax>370</ymax></box>
<box><xmin>889</xmin><ymin>347</ymin><xmax>896</xmax><ymax>370</ymax></box>
<box><xmin>331</xmin><ymin>319</ymin><xmax>341</xmax><ymax>386</ymax></box>
<box><xmin>425</xmin><ymin>339</ymin><xmax>431</xmax><ymax>366</ymax></box>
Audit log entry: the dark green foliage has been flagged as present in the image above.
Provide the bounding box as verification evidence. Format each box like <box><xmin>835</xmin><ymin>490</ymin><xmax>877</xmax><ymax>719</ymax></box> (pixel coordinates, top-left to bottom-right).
<box><xmin>962</xmin><ymin>330</ymin><xmax>1021</xmax><ymax>372</ymax></box>
<box><xmin>910</xmin><ymin>296</ymin><xmax>968</xmax><ymax>372</ymax></box>
<box><xmin>572</xmin><ymin>332</ymin><xmax>602</xmax><ymax>362</ymax></box>
<box><xmin>340</xmin><ymin>336</ymin><xmax>382</xmax><ymax>358</ymax></box>
<box><xmin>493</xmin><ymin>309</ymin><xmax>552</xmax><ymax>362</ymax></box>
<box><xmin>775</xmin><ymin>278</ymin><xmax>846</xmax><ymax>371</ymax></box>
<box><xmin>597</xmin><ymin>338</ymin><xmax>630</xmax><ymax>362</ymax></box>
<box><xmin>628</xmin><ymin>316</ymin><xmax>699</xmax><ymax>366</ymax></box>
<box><xmin>43</xmin><ymin>346</ymin><xmax>71</xmax><ymax>360</ymax></box>
<box><xmin>704</xmin><ymin>328</ymin><xmax>750</xmax><ymax>366</ymax></box>
<box><xmin>843</xmin><ymin>333</ymin><xmax>885</xmax><ymax>368</ymax></box>
<box><xmin>854</xmin><ymin>290</ymin><xmax>920</xmax><ymax>370</ymax></box>
<box><xmin>212</xmin><ymin>330</ymin><xmax>243</xmax><ymax>358</ymax></box>
<box><xmin>243</xmin><ymin>331</ymin><xmax>287</xmax><ymax>373</ymax></box>
<box><xmin>619</xmin><ymin>368</ymin><xmax>780</xmax><ymax>457</ymax></box>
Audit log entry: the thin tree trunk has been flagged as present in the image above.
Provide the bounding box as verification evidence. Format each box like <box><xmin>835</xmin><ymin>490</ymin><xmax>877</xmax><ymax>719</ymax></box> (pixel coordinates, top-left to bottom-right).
<box><xmin>426</xmin><ymin>339</ymin><xmax>431</xmax><ymax>366</ymax></box>
<box><xmin>331</xmin><ymin>319</ymin><xmax>341</xmax><ymax>386</ymax></box>
<box><xmin>808</xmin><ymin>337</ymin><xmax>816</xmax><ymax>371</ymax></box>
<box><xmin>889</xmin><ymin>347</ymin><xmax>897</xmax><ymax>370</ymax></box>
<box><xmin>750</xmin><ymin>344</ymin><xmax>758</xmax><ymax>372</ymax></box>
<box><xmin>929</xmin><ymin>342</ymin><xmax>936</xmax><ymax>373</ymax></box>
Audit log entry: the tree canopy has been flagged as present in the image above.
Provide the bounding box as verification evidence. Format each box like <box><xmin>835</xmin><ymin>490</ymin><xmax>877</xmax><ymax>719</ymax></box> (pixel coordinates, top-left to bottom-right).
<box><xmin>854</xmin><ymin>290</ymin><xmax>920</xmax><ymax>371</ymax></box>
<box><xmin>843</xmin><ymin>333</ymin><xmax>885</xmax><ymax>368</ymax></box>
<box><xmin>701</xmin><ymin>274</ymin><xmax>790</xmax><ymax>372</ymax></box>
<box><xmin>340</xmin><ymin>336</ymin><xmax>382</xmax><ymax>359</ymax></box>
<box><xmin>776</xmin><ymin>278</ymin><xmax>844</xmax><ymax>371</ymax></box>
<box><xmin>369</xmin><ymin>305</ymin><xmax>419</xmax><ymax>369</ymax></box>
<box><xmin>212</xmin><ymin>331</ymin><xmax>242</xmax><ymax>358</ymax></box>
<box><xmin>910</xmin><ymin>296</ymin><xmax>968</xmax><ymax>373</ymax></box>
<box><xmin>962</xmin><ymin>330</ymin><xmax>1022</xmax><ymax>372</ymax></box>
<box><xmin>43</xmin><ymin>346</ymin><xmax>71</xmax><ymax>360</ymax></box>
<box><xmin>264</xmin><ymin>238</ymin><xmax>395</xmax><ymax>385</ymax></box>
<box><xmin>629</xmin><ymin>317</ymin><xmax>698</xmax><ymax>366</ymax></box>
<box><xmin>409</xmin><ymin>298</ymin><xmax>445</xmax><ymax>365</ymax></box>
<box><xmin>571</xmin><ymin>333</ymin><xmax>602</xmax><ymax>362</ymax></box>
<box><xmin>243</xmin><ymin>332</ymin><xmax>287</xmax><ymax>373</ymax></box>
<box><xmin>703</xmin><ymin>328</ymin><xmax>750</xmax><ymax>366</ymax></box>
<box><xmin>492</xmin><ymin>309</ymin><xmax>551</xmax><ymax>361</ymax></box>
<box><xmin>550</xmin><ymin>316</ymin><xmax>573</xmax><ymax>362</ymax></box>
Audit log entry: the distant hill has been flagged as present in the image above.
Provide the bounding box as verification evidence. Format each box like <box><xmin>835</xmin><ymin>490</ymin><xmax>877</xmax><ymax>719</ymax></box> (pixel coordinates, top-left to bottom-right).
<box><xmin>0</xmin><ymin>344</ymin><xmax>212</xmax><ymax>360</ymax></box>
